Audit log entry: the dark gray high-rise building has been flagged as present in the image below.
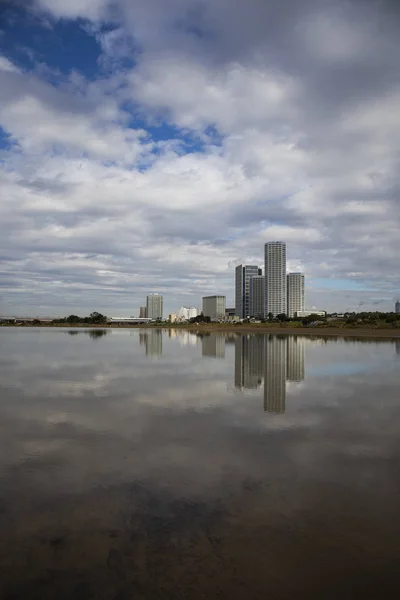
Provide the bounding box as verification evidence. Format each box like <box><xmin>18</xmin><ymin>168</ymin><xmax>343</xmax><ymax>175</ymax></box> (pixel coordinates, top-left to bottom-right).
<box><xmin>264</xmin><ymin>242</ymin><xmax>287</xmax><ymax>317</ymax></box>
<box><xmin>235</xmin><ymin>264</ymin><xmax>261</xmax><ymax>318</ymax></box>
<box><xmin>250</xmin><ymin>275</ymin><xmax>265</xmax><ymax>319</ymax></box>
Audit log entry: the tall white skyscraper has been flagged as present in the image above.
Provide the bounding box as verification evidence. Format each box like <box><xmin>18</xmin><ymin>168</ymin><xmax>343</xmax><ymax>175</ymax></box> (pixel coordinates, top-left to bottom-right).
<box><xmin>396</xmin><ymin>301</ymin><xmax>400</xmax><ymax>314</ymax></box>
<box><xmin>264</xmin><ymin>241</ymin><xmax>287</xmax><ymax>317</ymax></box>
<box><xmin>146</xmin><ymin>294</ymin><xmax>163</xmax><ymax>320</ymax></box>
<box><xmin>235</xmin><ymin>265</ymin><xmax>261</xmax><ymax>318</ymax></box>
<box><xmin>287</xmin><ymin>272</ymin><xmax>305</xmax><ymax>318</ymax></box>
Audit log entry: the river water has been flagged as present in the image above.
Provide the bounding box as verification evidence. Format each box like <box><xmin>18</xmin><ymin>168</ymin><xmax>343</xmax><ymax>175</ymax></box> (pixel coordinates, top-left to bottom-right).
<box><xmin>0</xmin><ymin>327</ymin><xmax>399</xmax><ymax>599</ymax></box>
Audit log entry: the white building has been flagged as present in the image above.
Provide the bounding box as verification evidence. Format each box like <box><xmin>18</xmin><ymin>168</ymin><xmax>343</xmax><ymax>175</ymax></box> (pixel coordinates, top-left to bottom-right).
<box><xmin>287</xmin><ymin>273</ymin><xmax>305</xmax><ymax>318</ymax></box>
<box><xmin>202</xmin><ymin>296</ymin><xmax>226</xmax><ymax>320</ymax></box>
<box><xmin>295</xmin><ymin>310</ymin><xmax>326</xmax><ymax>318</ymax></box>
<box><xmin>396</xmin><ymin>301</ymin><xmax>400</xmax><ymax>314</ymax></box>
<box><xmin>176</xmin><ymin>306</ymin><xmax>198</xmax><ymax>321</ymax></box>
<box><xmin>146</xmin><ymin>294</ymin><xmax>163</xmax><ymax>320</ymax></box>
<box><xmin>264</xmin><ymin>241</ymin><xmax>287</xmax><ymax>317</ymax></box>
<box><xmin>235</xmin><ymin>265</ymin><xmax>261</xmax><ymax>318</ymax></box>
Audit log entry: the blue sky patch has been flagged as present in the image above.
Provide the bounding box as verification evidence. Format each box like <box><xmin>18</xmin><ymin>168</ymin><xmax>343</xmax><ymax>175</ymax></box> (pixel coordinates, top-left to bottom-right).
<box><xmin>0</xmin><ymin>5</ymin><xmax>101</xmax><ymax>78</ymax></box>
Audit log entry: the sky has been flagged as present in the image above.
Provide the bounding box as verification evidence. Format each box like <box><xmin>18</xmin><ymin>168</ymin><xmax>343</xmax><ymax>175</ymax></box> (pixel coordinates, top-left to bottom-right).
<box><xmin>0</xmin><ymin>0</ymin><xmax>399</xmax><ymax>317</ymax></box>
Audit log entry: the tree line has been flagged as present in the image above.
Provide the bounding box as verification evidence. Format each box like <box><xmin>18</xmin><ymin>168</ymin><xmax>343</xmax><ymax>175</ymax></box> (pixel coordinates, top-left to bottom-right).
<box><xmin>52</xmin><ymin>312</ymin><xmax>107</xmax><ymax>324</ymax></box>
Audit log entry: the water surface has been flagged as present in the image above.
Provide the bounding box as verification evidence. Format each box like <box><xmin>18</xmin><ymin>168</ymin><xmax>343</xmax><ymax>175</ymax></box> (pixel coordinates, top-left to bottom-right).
<box><xmin>1</xmin><ymin>328</ymin><xmax>400</xmax><ymax>599</ymax></box>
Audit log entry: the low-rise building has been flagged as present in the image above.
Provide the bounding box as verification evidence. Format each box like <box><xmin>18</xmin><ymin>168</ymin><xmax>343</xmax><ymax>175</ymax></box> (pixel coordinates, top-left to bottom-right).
<box><xmin>176</xmin><ymin>306</ymin><xmax>199</xmax><ymax>321</ymax></box>
<box><xmin>202</xmin><ymin>296</ymin><xmax>226</xmax><ymax>320</ymax></box>
<box><xmin>295</xmin><ymin>310</ymin><xmax>326</xmax><ymax>318</ymax></box>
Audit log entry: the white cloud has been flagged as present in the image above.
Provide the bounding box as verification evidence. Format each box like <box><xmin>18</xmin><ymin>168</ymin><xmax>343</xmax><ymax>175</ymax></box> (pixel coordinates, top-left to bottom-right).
<box><xmin>0</xmin><ymin>0</ymin><xmax>399</xmax><ymax>315</ymax></box>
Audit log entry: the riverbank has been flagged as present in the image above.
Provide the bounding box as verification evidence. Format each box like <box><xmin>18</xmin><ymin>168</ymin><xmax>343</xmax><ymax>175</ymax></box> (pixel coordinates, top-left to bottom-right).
<box><xmin>2</xmin><ymin>322</ymin><xmax>400</xmax><ymax>339</ymax></box>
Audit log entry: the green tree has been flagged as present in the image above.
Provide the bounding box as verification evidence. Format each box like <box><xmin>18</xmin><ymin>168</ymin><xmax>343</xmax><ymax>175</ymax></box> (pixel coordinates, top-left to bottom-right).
<box><xmin>276</xmin><ymin>313</ymin><xmax>288</xmax><ymax>322</ymax></box>
<box><xmin>66</xmin><ymin>315</ymin><xmax>81</xmax><ymax>323</ymax></box>
<box><xmin>89</xmin><ymin>312</ymin><xmax>107</xmax><ymax>324</ymax></box>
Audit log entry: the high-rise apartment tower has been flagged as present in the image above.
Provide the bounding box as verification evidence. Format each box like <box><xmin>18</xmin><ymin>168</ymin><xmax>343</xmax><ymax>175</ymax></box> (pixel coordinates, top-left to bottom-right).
<box><xmin>287</xmin><ymin>272</ymin><xmax>305</xmax><ymax>319</ymax></box>
<box><xmin>146</xmin><ymin>294</ymin><xmax>163</xmax><ymax>320</ymax></box>
<box><xmin>264</xmin><ymin>242</ymin><xmax>287</xmax><ymax>317</ymax></box>
<box><xmin>250</xmin><ymin>275</ymin><xmax>265</xmax><ymax>319</ymax></box>
<box><xmin>235</xmin><ymin>265</ymin><xmax>261</xmax><ymax>318</ymax></box>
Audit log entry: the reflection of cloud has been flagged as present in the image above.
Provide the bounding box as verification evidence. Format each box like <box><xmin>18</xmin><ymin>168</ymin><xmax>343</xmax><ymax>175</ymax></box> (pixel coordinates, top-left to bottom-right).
<box><xmin>1</xmin><ymin>328</ymin><xmax>400</xmax><ymax>513</ymax></box>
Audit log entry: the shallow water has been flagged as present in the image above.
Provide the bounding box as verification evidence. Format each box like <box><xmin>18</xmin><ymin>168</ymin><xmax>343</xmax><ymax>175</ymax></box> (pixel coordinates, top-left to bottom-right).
<box><xmin>1</xmin><ymin>328</ymin><xmax>400</xmax><ymax>599</ymax></box>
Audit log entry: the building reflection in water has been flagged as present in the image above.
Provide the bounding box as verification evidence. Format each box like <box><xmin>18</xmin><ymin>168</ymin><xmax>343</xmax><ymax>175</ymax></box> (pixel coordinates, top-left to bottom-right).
<box><xmin>235</xmin><ymin>335</ymin><xmax>264</xmax><ymax>389</ymax></box>
<box><xmin>139</xmin><ymin>330</ymin><xmax>162</xmax><ymax>357</ymax></box>
<box><xmin>287</xmin><ymin>335</ymin><xmax>305</xmax><ymax>382</ymax></box>
<box><xmin>235</xmin><ymin>334</ymin><xmax>305</xmax><ymax>414</ymax></box>
<box><xmin>201</xmin><ymin>334</ymin><xmax>226</xmax><ymax>358</ymax></box>
<box><xmin>396</xmin><ymin>340</ymin><xmax>400</xmax><ymax>356</ymax></box>
<box><xmin>264</xmin><ymin>336</ymin><xmax>288</xmax><ymax>413</ymax></box>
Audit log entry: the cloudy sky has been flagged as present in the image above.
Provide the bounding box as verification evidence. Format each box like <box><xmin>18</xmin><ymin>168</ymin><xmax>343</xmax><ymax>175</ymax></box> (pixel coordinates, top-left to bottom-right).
<box><xmin>0</xmin><ymin>0</ymin><xmax>399</xmax><ymax>316</ymax></box>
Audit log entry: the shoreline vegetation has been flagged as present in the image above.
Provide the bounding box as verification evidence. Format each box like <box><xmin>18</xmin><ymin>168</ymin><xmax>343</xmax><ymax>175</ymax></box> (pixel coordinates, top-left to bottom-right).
<box><xmin>1</xmin><ymin>321</ymin><xmax>400</xmax><ymax>339</ymax></box>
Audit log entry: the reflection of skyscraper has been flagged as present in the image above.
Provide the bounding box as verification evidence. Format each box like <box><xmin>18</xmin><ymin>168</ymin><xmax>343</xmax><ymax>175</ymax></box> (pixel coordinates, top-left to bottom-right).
<box><xmin>233</xmin><ymin>334</ymin><xmax>306</xmax><ymax>413</ymax></box>
<box><xmin>396</xmin><ymin>340</ymin><xmax>400</xmax><ymax>356</ymax></box>
<box><xmin>201</xmin><ymin>334</ymin><xmax>226</xmax><ymax>358</ymax></box>
<box><xmin>235</xmin><ymin>335</ymin><xmax>264</xmax><ymax>389</ymax></box>
<box><xmin>264</xmin><ymin>336</ymin><xmax>287</xmax><ymax>413</ymax></box>
<box><xmin>144</xmin><ymin>330</ymin><xmax>162</xmax><ymax>357</ymax></box>
<box><xmin>287</xmin><ymin>336</ymin><xmax>305</xmax><ymax>382</ymax></box>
